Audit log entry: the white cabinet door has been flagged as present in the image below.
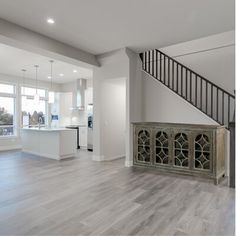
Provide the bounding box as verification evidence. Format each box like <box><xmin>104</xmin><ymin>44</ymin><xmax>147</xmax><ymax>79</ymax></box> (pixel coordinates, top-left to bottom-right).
<box><xmin>59</xmin><ymin>92</ymin><xmax>72</xmax><ymax>127</ymax></box>
<box><xmin>79</xmin><ymin>127</ymin><xmax>87</xmax><ymax>147</ymax></box>
<box><xmin>85</xmin><ymin>87</ymin><xmax>93</xmax><ymax>107</ymax></box>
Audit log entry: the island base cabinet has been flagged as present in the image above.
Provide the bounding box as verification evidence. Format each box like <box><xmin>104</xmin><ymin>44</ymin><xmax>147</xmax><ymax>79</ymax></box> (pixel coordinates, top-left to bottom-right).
<box><xmin>133</xmin><ymin>123</ymin><xmax>225</xmax><ymax>185</ymax></box>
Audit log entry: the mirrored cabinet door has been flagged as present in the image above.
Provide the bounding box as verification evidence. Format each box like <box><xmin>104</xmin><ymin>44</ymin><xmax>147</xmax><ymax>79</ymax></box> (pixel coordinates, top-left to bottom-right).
<box><xmin>173</xmin><ymin>131</ymin><xmax>191</xmax><ymax>169</ymax></box>
<box><xmin>134</xmin><ymin>127</ymin><xmax>152</xmax><ymax>165</ymax></box>
<box><xmin>153</xmin><ymin>128</ymin><xmax>171</xmax><ymax>166</ymax></box>
<box><xmin>193</xmin><ymin>131</ymin><xmax>212</xmax><ymax>172</ymax></box>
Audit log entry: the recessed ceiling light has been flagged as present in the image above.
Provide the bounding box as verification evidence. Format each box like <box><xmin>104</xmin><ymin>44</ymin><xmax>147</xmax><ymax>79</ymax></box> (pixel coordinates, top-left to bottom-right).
<box><xmin>47</xmin><ymin>18</ymin><xmax>55</xmax><ymax>24</ymax></box>
<box><xmin>47</xmin><ymin>76</ymin><xmax>52</xmax><ymax>79</ymax></box>
<box><xmin>59</xmin><ymin>73</ymin><xmax>64</xmax><ymax>77</ymax></box>
<box><xmin>73</xmin><ymin>69</ymin><xmax>77</xmax><ymax>73</ymax></box>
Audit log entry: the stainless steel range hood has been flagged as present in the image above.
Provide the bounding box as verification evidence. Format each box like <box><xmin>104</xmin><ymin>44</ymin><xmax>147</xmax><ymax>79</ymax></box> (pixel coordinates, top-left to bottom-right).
<box><xmin>71</xmin><ymin>79</ymin><xmax>86</xmax><ymax>110</ymax></box>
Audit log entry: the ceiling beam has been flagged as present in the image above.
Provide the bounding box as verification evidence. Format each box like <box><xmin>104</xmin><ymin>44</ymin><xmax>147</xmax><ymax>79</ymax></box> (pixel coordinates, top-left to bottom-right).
<box><xmin>0</xmin><ymin>18</ymin><xmax>100</xmax><ymax>68</ymax></box>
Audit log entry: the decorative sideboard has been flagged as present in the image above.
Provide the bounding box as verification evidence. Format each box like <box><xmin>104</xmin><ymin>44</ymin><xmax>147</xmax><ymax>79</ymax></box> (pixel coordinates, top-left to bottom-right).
<box><xmin>133</xmin><ymin>122</ymin><xmax>225</xmax><ymax>184</ymax></box>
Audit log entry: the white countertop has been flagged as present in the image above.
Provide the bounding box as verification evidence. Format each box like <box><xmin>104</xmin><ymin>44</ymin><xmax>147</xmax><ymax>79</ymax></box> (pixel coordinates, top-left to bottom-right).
<box><xmin>21</xmin><ymin>127</ymin><xmax>75</xmax><ymax>132</ymax></box>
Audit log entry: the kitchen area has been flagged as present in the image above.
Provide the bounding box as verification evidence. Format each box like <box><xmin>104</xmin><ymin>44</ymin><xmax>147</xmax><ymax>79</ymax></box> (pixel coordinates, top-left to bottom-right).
<box><xmin>0</xmin><ymin>42</ymin><xmax>93</xmax><ymax>159</ymax></box>
<box><xmin>21</xmin><ymin>78</ymin><xmax>93</xmax><ymax>160</ymax></box>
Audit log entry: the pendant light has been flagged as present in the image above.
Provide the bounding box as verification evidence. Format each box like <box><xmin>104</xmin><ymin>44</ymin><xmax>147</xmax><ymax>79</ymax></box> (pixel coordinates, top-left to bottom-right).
<box><xmin>48</xmin><ymin>60</ymin><xmax>55</xmax><ymax>104</ymax></box>
<box><xmin>34</xmin><ymin>65</ymin><xmax>40</xmax><ymax>105</ymax></box>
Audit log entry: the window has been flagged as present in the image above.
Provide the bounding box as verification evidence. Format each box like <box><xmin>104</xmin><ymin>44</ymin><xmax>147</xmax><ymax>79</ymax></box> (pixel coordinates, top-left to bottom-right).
<box><xmin>0</xmin><ymin>83</ymin><xmax>16</xmax><ymax>136</ymax></box>
<box><xmin>21</xmin><ymin>87</ymin><xmax>47</xmax><ymax>127</ymax></box>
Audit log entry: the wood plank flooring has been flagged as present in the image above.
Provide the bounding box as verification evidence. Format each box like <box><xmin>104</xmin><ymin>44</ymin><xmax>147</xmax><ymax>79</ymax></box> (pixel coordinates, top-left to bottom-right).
<box><xmin>0</xmin><ymin>150</ymin><xmax>234</xmax><ymax>236</ymax></box>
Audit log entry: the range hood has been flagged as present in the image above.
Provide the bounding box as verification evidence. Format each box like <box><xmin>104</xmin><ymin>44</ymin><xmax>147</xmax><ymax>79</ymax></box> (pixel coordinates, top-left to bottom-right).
<box><xmin>71</xmin><ymin>79</ymin><xmax>86</xmax><ymax>110</ymax></box>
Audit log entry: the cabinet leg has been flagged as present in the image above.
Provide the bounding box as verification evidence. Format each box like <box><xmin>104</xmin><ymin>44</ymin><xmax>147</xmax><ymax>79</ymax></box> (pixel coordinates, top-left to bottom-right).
<box><xmin>214</xmin><ymin>178</ymin><xmax>219</xmax><ymax>185</ymax></box>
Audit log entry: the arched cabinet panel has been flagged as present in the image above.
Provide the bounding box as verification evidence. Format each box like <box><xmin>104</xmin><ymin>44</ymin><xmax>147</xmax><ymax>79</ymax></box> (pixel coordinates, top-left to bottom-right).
<box><xmin>194</xmin><ymin>132</ymin><xmax>212</xmax><ymax>171</ymax></box>
<box><xmin>154</xmin><ymin>129</ymin><xmax>170</xmax><ymax>166</ymax></box>
<box><xmin>133</xmin><ymin>123</ymin><xmax>225</xmax><ymax>185</ymax></box>
<box><xmin>174</xmin><ymin>132</ymin><xmax>189</xmax><ymax>168</ymax></box>
<box><xmin>134</xmin><ymin>127</ymin><xmax>152</xmax><ymax>165</ymax></box>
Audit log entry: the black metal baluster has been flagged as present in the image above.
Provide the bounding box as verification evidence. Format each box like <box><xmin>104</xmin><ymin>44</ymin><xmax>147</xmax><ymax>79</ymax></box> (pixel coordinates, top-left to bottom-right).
<box><xmin>181</xmin><ymin>66</ymin><xmax>183</xmax><ymax>96</ymax></box>
<box><xmin>160</xmin><ymin>53</ymin><xmax>162</xmax><ymax>81</ymax></box>
<box><xmin>222</xmin><ymin>92</ymin><xmax>224</xmax><ymax>125</ymax></box>
<box><xmin>205</xmin><ymin>81</ymin><xmax>208</xmax><ymax>114</ymax></box>
<box><xmin>144</xmin><ymin>52</ymin><xmax>146</xmax><ymax>71</ymax></box>
<box><xmin>195</xmin><ymin>75</ymin><xmax>197</xmax><ymax>107</ymax></box>
<box><xmin>211</xmin><ymin>85</ymin><xmax>213</xmax><ymax>118</ymax></box>
<box><xmin>156</xmin><ymin>51</ymin><xmax>158</xmax><ymax>79</ymax></box>
<box><xmin>172</xmin><ymin>60</ymin><xmax>174</xmax><ymax>90</ymax></box>
<box><xmin>190</xmin><ymin>72</ymin><xmax>192</xmax><ymax>103</ymax></box>
<box><xmin>152</xmin><ymin>50</ymin><xmax>154</xmax><ymax>76</ymax></box>
<box><xmin>228</xmin><ymin>95</ymin><xmax>230</xmax><ymax>126</ymax></box>
<box><xmin>148</xmin><ymin>51</ymin><xmax>150</xmax><ymax>74</ymax></box>
<box><xmin>177</xmin><ymin>64</ymin><xmax>179</xmax><ymax>93</ymax></box>
<box><xmin>200</xmin><ymin>78</ymin><xmax>202</xmax><ymax>110</ymax></box>
<box><xmin>185</xmin><ymin>69</ymin><xmax>188</xmax><ymax>100</ymax></box>
<box><xmin>164</xmin><ymin>55</ymin><xmax>166</xmax><ymax>84</ymax></box>
<box><xmin>168</xmin><ymin>58</ymin><xmax>170</xmax><ymax>87</ymax></box>
<box><xmin>216</xmin><ymin>88</ymin><xmax>219</xmax><ymax>122</ymax></box>
<box><xmin>146</xmin><ymin>51</ymin><xmax>148</xmax><ymax>73</ymax></box>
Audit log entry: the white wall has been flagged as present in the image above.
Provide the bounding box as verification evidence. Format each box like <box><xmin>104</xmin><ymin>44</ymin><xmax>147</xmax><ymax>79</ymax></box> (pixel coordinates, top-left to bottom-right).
<box><xmin>0</xmin><ymin>73</ymin><xmax>60</xmax><ymax>151</ymax></box>
<box><xmin>93</xmin><ymin>48</ymin><xmax>143</xmax><ymax>163</ymax></box>
<box><xmin>160</xmin><ymin>31</ymin><xmax>235</xmax><ymax>94</ymax></box>
<box><xmin>143</xmin><ymin>73</ymin><xmax>218</xmax><ymax>125</ymax></box>
<box><xmin>93</xmin><ymin>49</ymin><xmax>129</xmax><ymax>161</ymax></box>
<box><xmin>126</xmin><ymin>49</ymin><xmax>144</xmax><ymax>166</ymax></box>
<box><xmin>100</xmin><ymin>78</ymin><xmax>126</xmax><ymax>159</ymax></box>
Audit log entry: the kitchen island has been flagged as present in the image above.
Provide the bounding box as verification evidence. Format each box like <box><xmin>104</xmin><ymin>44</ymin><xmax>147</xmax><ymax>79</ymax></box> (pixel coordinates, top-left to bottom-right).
<box><xmin>21</xmin><ymin>128</ymin><xmax>77</xmax><ymax>160</ymax></box>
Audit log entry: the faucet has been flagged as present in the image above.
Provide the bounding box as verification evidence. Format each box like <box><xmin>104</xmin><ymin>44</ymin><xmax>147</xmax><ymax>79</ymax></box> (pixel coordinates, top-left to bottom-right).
<box><xmin>38</xmin><ymin>117</ymin><xmax>43</xmax><ymax>129</ymax></box>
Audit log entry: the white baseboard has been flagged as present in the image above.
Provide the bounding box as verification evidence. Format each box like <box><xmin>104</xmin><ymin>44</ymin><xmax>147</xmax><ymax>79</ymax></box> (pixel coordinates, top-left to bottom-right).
<box><xmin>125</xmin><ymin>160</ymin><xmax>133</xmax><ymax>167</ymax></box>
<box><xmin>0</xmin><ymin>145</ymin><xmax>22</xmax><ymax>152</ymax></box>
<box><xmin>92</xmin><ymin>155</ymin><xmax>105</xmax><ymax>161</ymax></box>
<box><xmin>92</xmin><ymin>154</ymin><xmax>125</xmax><ymax>161</ymax></box>
<box><xmin>22</xmin><ymin>149</ymin><xmax>75</xmax><ymax>160</ymax></box>
<box><xmin>106</xmin><ymin>155</ymin><xmax>125</xmax><ymax>161</ymax></box>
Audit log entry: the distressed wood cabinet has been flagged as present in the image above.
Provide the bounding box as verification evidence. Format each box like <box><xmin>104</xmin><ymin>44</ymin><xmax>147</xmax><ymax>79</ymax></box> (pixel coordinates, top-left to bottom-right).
<box><xmin>133</xmin><ymin>122</ymin><xmax>225</xmax><ymax>184</ymax></box>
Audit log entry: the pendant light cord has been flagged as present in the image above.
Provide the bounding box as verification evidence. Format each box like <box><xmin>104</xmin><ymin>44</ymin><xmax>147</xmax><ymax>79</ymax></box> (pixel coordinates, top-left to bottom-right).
<box><xmin>34</xmin><ymin>65</ymin><xmax>39</xmax><ymax>94</ymax></box>
<box><xmin>50</xmin><ymin>60</ymin><xmax>54</xmax><ymax>90</ymax></box>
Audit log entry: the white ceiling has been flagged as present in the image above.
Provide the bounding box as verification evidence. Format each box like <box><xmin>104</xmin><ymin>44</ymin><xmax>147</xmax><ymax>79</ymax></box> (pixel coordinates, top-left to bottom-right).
<box><xmin>0</xmin><ymin>0</ymin><xmax>234</xmax><ymax>55</ymax></box>
<box><xmin>0</xmin><ymin>43</ymin><xmax>93</xmax><ymax>83</ymax></box>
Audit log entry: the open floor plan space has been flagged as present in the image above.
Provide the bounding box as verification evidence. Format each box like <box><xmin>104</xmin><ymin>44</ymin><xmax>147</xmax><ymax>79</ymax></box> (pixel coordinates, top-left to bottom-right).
<box><xmin>0</xmin><ymin>1</ymin><xmax>235</xmax><ymax>235</ymax></box>
<box><xmin>0</xmin><ymin>150</ymin><xmax>234</xmax><ymax>236</ymax></box>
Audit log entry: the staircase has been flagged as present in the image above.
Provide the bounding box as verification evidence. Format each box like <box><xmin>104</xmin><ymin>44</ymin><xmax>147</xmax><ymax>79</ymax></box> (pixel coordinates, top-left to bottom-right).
<box><xmin>139</xmin><ymin>49</ymin><xmax>235</xmax><ymax>129</ymax></box>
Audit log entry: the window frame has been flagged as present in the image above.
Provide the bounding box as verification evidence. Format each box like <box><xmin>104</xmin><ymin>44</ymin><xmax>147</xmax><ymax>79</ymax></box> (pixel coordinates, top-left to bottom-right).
<box><xmin>20</xmin><ymin>85</ymin><xmax>49</xmax><ymax>128</ymax></box>
<box><xmin>0</xmin><ymin>82</ymin><xmax>17</xmax><ymax>138</ymax></box>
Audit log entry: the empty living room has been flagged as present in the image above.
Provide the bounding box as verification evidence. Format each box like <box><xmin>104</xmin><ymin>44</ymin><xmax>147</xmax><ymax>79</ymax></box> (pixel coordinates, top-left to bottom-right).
<box><xmin>0</xmin><ymin>0</ymin><xmax>235</xmax><ymax>235</ymax></box>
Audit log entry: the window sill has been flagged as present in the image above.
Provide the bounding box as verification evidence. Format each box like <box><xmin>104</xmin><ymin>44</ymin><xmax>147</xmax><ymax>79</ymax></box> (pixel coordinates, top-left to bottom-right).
<box><xmin>0</xmin><ymin>135</ymin><xmax>18</xmax><ymax>140</ymax></box>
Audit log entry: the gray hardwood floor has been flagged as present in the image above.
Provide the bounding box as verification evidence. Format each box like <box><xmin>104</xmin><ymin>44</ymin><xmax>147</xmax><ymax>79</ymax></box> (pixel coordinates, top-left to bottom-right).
<box><xmin>0</xmin><ymin>150</ymin><xmax>234</xmax><ymax>236</ymax></box>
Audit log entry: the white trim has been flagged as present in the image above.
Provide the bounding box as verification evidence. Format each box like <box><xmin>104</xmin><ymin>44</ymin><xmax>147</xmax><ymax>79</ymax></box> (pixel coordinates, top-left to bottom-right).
<box><xmin>22</xmin><ymin>149</ymin><xmax>76</xmax><ymax>160</ymax></box>
<box><xmin>106</xmin><ymin>155</ymin><xmax>125</xmax><ymax>161</ymax></box>
<box><xmin>0</xmin><ymin>134</ymin><xmax>18</xmax><ymax>139</ymax></box>
<box><xmin>92</xmin><ymin>155</ymin><xmax>125</xmax><ymax>161</ymax></box>
<box><xmin>125</xmin><ymin>160</ymin><xmax>133</xmax><ymax>167</ymax></box>
<box><xmin>92</xmin><ymin>155</ymin><xmax>105</xmax><ymax>161</ymax></box>
<box><xmin>0</xmin><ymin>145</ymin><xmax>22</xmax><ymax>151</ymax></box>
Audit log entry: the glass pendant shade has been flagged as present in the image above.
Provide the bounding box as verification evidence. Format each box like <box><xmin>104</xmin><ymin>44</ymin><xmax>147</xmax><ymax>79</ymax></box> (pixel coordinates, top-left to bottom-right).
<box><xmin>48</xmin><ymin>91</ymin><xmax>55</xmax><ymax>104</ymax></box>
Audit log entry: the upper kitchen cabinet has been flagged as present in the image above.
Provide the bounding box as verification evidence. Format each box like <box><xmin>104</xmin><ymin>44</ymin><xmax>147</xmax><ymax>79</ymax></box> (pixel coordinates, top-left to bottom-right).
<box><xmin>59</xmin><ymin>92</ymin><xmax>73</xmax><ymax>127</ymax></box>
<box><xmin>85</xmin><ymin>87</ymin><xmax>93</xmax><ymax>107</ymax></box>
